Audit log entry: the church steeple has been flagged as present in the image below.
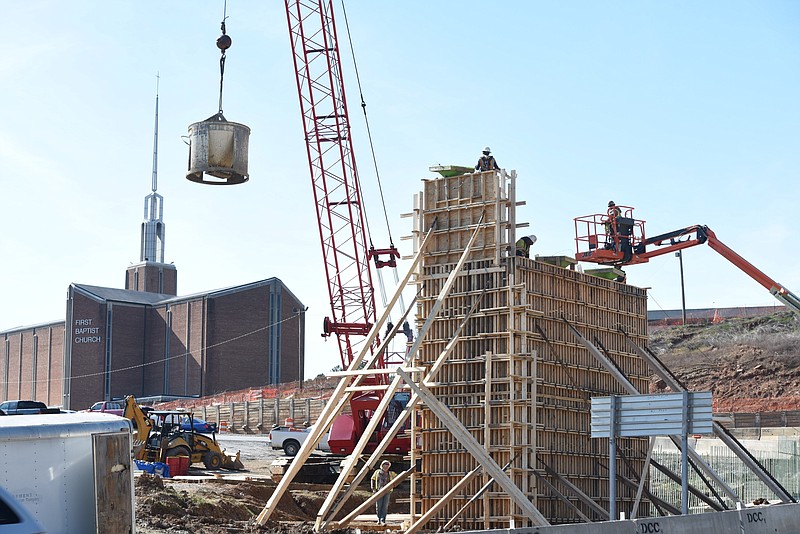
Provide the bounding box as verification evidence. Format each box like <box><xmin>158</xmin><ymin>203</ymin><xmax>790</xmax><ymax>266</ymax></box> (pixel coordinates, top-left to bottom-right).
<box><xmin>125</xmin><ymin>77</ymin><xmax>177</xmax><ymax>296</ymax></box>
<box><xmin>141</xmin><ymin>83</ymin><xmax>165</xmax><ymax>263</ymax></box>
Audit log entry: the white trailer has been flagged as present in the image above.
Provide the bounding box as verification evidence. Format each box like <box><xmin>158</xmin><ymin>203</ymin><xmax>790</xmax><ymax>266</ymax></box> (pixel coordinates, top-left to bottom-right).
<box><xmin>0</xmin><ymin>412</ymin><xmax>134</xmax><ymax>534</ymax></box>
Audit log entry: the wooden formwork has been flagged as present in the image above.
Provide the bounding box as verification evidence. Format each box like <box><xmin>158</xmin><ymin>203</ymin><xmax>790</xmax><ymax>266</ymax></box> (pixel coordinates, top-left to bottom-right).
<box><xmin>408</xmin><ymin>170</ymin><xmax>651</xmax><ymax>529</ymax></box>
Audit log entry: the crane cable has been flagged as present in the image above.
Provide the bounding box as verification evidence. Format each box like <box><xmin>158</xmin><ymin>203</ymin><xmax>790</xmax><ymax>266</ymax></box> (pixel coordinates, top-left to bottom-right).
<box><xmin>216</xmin><ymin>0</ymin><xmax>232</xmax><ymax>115</ymax></box>
<box><xmin>339</xmin><ymin>0</ymin><xmax>395</xmax><ymax>250</ymax></box>
<box><xmin>338</xmin><ymin>0</ymin><xmax>408</xmax><ymax>330</ymax></box>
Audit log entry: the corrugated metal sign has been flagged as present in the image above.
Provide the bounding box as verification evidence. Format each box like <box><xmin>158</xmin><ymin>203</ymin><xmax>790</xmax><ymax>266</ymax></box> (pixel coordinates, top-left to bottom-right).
<box><xmin>591</xmin><ymin>391</ymin><xmax>713</xmax><ymax>438</ymax></box>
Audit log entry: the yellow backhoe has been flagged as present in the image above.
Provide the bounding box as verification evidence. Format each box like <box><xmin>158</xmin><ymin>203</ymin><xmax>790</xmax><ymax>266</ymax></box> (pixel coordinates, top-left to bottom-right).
<box><xmin>123</xmin><ymin>395</ymin><xmax>243</xmax><ymax>470</ymax></box>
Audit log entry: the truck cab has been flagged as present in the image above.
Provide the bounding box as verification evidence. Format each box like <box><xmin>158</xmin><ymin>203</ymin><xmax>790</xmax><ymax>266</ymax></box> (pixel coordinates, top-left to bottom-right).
<box><xmin>85</xmin><ymin>400</ymin><xmax>125</xmax><ymax>416</ymax></box>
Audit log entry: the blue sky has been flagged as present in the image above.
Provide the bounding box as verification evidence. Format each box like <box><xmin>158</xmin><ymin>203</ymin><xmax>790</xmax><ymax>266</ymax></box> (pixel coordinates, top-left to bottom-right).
<box><xmin>2</xmin><ymin>2</ymin><xmax>798</xmax><ymax>380</ymax></box>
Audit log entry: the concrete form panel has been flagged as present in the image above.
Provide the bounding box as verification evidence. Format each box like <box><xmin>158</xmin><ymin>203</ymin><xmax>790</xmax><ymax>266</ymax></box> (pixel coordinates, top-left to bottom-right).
<box><xmin>410</xmin><ymin>170</ymin><xmax>650</xmax><ymax>528</ymax></box>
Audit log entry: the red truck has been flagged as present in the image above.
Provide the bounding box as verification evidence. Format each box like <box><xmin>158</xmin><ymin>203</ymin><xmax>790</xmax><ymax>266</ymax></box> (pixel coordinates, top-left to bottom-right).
<box><xmin>84</xmin><ymin>400</ymin><xmax>125</xmax><ymax>416</ymax></box>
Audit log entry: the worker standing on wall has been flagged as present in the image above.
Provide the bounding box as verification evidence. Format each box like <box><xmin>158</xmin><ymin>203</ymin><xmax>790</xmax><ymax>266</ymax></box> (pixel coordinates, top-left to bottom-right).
<box><xmin>515</xmin><ymin>235</ymin><xmax>536</xmax><ymax>258</ymax></box>
<box><xmin>371</xmin><ymin>460</ymin><xmax>396</xmax><ymax>525</ymax></box>
<box><xmin>475</xmin><ymin>146</ymin><xmax>499</xmax><ymax>171</ymax></box>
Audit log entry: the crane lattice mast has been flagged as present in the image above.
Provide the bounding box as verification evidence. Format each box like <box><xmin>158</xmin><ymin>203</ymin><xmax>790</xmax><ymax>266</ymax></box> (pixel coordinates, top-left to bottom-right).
<box><xmin>285</xmin><ymin>0</ymin><xmax>380</xmax><ymax>369</ymax></box>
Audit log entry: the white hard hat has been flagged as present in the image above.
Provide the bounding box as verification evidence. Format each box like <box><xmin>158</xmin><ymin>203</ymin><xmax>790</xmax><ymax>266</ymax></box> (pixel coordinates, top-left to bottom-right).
<box><xmin>483</xmin><ymin>146</ymin><xmax>491</xmax><ymax>153</ymax></box>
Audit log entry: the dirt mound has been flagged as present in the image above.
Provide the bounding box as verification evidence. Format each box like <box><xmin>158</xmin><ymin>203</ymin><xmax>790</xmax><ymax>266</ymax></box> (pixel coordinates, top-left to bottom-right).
<box><xmin>648</xmin><ymin>311</ymin><xmax>800</xmax><ymax>410</ymax></box>
<box><xmin>134</xmin><ymin>474</ymin><xmax>380</xmax><ymax>534</ymax></box>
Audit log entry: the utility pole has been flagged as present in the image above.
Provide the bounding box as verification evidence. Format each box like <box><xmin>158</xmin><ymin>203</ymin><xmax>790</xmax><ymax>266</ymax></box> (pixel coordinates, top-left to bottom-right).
<box><xmin>676</xmin><ymin>251</ymin><xmax>687</xmax><ymax>325</ymax></box>
<box><xmin>293</xmin><ymin>307</ymin><xmax>308</xmax><ymax>390</ymax></box>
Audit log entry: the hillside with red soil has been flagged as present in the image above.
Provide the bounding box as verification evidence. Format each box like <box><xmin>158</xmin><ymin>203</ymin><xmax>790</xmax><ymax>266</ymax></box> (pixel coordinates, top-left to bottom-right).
<box><xmin>648</xmin><ymin>311</ymin><xmax>800</xmax><ymax>412</ymax></box>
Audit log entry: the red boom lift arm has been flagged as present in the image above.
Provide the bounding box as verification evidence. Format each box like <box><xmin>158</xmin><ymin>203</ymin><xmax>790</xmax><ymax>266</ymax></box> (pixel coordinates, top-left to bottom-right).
<box><xmin>575</xmin><ymin>210</ymin><xmax>800</xmax><ymax>315</ymax></box>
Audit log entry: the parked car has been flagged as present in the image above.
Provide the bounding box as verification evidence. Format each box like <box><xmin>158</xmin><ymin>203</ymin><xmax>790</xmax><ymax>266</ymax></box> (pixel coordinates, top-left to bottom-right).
<box><xmin>179</xmin><ymin>416</ymin><xmax>217</xmax><ymax>433</ymax></box>
<box><xmin>0</xmin><ymin>400</ymin><xmax>60</xmax><ymax>415</ymax></box>
<box><xmin>84</xmin><ymin>400</ymin><xmax>125</xmax><ymax>416</ymax></box>
<box><xmin>0</xmin><ymin>485</ymin><xmax>46</xmax><ymax>533</ymax></box>
<box><xmin>267</xmin><ymin>423</ymin><xmax>331</xmax><ymax>456</ymax></box>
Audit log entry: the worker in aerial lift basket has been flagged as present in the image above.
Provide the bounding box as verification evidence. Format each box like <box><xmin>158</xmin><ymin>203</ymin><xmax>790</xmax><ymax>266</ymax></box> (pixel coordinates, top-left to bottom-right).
<box><xmin>371</xmin><ymin>460</ymin><xmax>397</xmax><ymax>525</ymax></box>
<box><xmin>604</xmin><ymin>200</ymin><xmax>622</xmax><ymax>250</ymax></box>
<box><xmin>475</xmin><ymin>146</ymin><xmax>500</xmax><ymax>171</ymax></box>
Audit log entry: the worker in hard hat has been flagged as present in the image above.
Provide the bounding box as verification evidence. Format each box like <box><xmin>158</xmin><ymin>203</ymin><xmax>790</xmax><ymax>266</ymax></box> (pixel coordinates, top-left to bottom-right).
<box><xmin>515</xmin><ymin>235</ymin><xmax>536</xmax><ymax>258</ymax></box>
<box><xmin>604</xmin><ymin>201</ymin><xmax>622</xmax><ymax>250</ymax></box>
<box><xmin>475</xmin><ymin>146</ymin><xmax>500</xmax><ymax>172</ymax></box>
<box><xmin>371</xmin><ymin>460</ymin><xmax>397</xmax><ymax>525</ymax></box>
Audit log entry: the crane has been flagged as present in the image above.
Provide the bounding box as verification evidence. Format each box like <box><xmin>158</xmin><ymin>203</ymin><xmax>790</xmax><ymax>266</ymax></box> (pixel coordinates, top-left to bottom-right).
<box><xmin>574</xmin><ymin>206</ymin><xmax>800</xmax><ymax>316</ymax></box>
<box><xmin>285</xmin><ymin>0</ymin><xmax>409</xmax><ymax>454</ymax></box>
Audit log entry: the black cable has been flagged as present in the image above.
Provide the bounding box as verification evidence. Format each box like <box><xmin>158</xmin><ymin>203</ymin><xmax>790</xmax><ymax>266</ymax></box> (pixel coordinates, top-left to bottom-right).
<box><xmin>339</xmin><ymin>0</ymin><xmax>394</xmax><ymax>248</ymax></box>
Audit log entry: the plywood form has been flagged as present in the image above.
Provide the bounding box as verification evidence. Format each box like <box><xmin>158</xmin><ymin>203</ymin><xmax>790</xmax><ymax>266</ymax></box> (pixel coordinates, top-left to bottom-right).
<box><xmin>408</xmin><ymin>170</ymin><xmax>651</xmax><ymax>528</ymax></box>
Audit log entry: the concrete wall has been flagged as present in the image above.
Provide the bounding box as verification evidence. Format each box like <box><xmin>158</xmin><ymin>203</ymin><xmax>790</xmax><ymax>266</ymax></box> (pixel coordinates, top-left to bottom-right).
<box><xmin>464</xmin><ymin>502</ymin><xmax>800</xmax><ymax>533</ymax></box>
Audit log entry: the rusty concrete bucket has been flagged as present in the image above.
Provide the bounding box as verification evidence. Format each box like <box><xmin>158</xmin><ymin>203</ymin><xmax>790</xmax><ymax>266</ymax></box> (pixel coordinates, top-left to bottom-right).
<box><xmin>186</xmin><ymin>112</ymin><xmax>250</xmax><ymax>185</ymax></box>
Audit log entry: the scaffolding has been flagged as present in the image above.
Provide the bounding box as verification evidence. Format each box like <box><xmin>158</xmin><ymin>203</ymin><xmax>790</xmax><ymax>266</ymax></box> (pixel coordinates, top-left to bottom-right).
<box><xmin>407</xmin><ymin>170</ymin><xmax>651</xmax><ymax>528</ymax></box>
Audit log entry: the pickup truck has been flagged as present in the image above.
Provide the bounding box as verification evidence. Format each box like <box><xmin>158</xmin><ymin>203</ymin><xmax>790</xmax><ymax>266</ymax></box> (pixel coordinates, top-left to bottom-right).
<box><xmin>0</xmin><ymin>399</ymin><xmax>61</xmax><ymax>415</ymax></box>
<box><xmin>267</xmin><ymin>424</ymin><xmax>331</xmax><ymax>456</ymax></box>
<box><xmin>84</xmin><ymin>400</ymin><xmax>125</xmax><ymax>416</ymax></box>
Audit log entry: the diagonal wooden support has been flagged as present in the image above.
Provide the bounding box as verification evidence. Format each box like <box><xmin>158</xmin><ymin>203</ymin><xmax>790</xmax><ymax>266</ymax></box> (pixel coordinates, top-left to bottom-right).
<box><xmin>538</xmin><ymin>459</ymin><xmax>609</xmax><ymax>520</ymax></box>
<box><xmin>316</xmin><ymin>217</ymin><xmax>488</xmax><ymax>530</ymax></box>
<box><xmin>440</xmin><ymin>455</ymin><xmax>518</xmax><ymax>532</ymax></box>
<box><xmin>332</xmin><ymin>290</ymin><xmax>484</xmax><ymax>526</ymax></box>
<box><xmin>622</xmin><ymin>331</ymin><xmax>796</xmax><ymax>504</ymax></box>
<box><xmin>406</xmin><ymin>465</ymin><xmax>483</xmax><ymax>534</ymax></box>
<box><xmin>255</xmin><ymin>225</ymin><xmax>435</xmax><ymax>526</ymax></box>
<box><xmin>533</xmin><ymin>472</ymin><xmax>591</xmax><ymax>523</ymax></box>
<box><xmin>631</xmin><ymin>436</ymin><xmax>656</xmax><ymax>519</ymax></box>
<box><xmin>563</xmin><ymin>317</ymin><xmax>741</xmax><ymax>504</ymax></box>
<box><xmin>395</xmin><ymin>367</ymin><xmax>550</xmax><ymax>527</ymax></box>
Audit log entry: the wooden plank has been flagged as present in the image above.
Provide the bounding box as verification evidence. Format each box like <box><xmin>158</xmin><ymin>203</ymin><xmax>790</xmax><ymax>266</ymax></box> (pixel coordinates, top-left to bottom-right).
<box><xmin>255</xmin><ymin>225</ymin><xmax>435</xmax><ymax>526</ymax></box>
<box><xmin>396</xmin><ymin>367</ymin><xmax>549</xmax><ymax>527</ymax></box>
<box><xmin>319</xmin><ymin>290</ymin><xmax>487</xmax><ymax>525</ymax></box>
<box><xmin>316</xmin><ymin>218</ymin><xmax>487</xmax><ymax>529</ymax></box>
<box><xmin>406</xmin><ymin>465</ymin><xmax>483</xmax><ymax>534</ymax></box>
<box><xmin>93</xmin><ymin>431</ymin><xmax>133</xmax><ymax>534</ymax></box>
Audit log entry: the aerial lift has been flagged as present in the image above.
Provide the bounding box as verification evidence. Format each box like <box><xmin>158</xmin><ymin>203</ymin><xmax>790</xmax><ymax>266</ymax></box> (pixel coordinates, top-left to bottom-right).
<box><xmin>574</xmin><ymin>205</ymin><xmax>800</xmax><ymax>315</ymax></box>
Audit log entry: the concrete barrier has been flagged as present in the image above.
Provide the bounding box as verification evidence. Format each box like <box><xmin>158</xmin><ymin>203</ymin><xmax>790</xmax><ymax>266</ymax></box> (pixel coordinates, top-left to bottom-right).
<box><xmin>459</xmin><ymin>502</ymin><xmax>800</xmax><ymax>534</ymax></box>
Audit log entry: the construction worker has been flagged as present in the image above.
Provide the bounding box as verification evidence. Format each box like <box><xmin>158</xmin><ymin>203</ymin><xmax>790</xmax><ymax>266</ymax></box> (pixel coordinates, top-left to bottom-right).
<box><xmin>515</xmin><ymin>235</ymin><xmax>536</xmax><ymax>258</ymax></box>
<box><xmin>371</xmin><ymin>460</ymin><xmax>397</xmax><ymax>525</ymax></box>
<box><xmin>604</xmin><ymin>201</ymin><xmax>621</xmax><ymax>249</ymax></box>
<box><xmin>475</xmin><ymin>146</ymin><xmax>499</xmax><ymax>171</ymax></box>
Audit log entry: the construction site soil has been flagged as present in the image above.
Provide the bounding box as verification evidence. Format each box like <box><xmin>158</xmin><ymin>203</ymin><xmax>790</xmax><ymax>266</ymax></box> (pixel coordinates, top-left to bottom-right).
<box><xmin>135</xmin><ymin>311</ymin><xmax>800</xmax><ymax>533</ymax></box>
<box><xmin>648</xmin><ymin>311</ymin><xmax>800</xmax><ymax>412</ymax></box>
<box><xmin>134</xmin><ymin>470</ymin><xmax>394</xmax><ymax>534</ymax></box>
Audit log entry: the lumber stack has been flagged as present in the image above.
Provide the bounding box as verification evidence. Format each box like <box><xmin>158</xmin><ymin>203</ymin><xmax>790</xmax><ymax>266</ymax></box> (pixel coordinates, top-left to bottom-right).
<box><xmin>407</xmin><ymin>170</ymin><xmax>650</xmax><ymax>528</ymax></box>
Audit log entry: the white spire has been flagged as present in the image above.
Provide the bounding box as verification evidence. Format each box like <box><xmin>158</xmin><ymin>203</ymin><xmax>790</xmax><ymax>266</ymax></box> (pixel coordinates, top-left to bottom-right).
<box><xmin>140</xmin><ymin>77</ymin><xmax>166</xmax><ymax>263</ymax></box>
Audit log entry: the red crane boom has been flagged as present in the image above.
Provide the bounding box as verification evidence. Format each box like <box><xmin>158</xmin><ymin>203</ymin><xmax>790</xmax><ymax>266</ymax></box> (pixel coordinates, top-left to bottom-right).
<box><xmin>284</xmin><ymin>0</ymin><xmax>410</xmax><ymax>455</ymax></box>
<box><xmin>285</xmin><ymin>0</ymin><xmax>379</xmax><ymax>369</ymax></box>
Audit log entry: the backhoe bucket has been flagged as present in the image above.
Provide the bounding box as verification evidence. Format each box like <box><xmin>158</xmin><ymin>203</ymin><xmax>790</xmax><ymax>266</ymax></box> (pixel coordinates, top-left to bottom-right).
<box><xmin>222</xmin><ymin>450</ymin><xmax>244</xmax><ymax>470</ymax></box>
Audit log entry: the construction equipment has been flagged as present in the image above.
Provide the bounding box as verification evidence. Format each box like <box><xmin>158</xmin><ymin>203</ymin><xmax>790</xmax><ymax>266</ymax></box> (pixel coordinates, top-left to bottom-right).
<box><xmin>185</xmin><ymin>0</ymin><xmax>411</xmax><ymax>456</ymax></box>
<box><xmin>123</xmin><ymin>396</ymin><xmax>244</xmax><ymax>470</ymax></box>
<box><xmin>284</xmin><ymin>0</ymin><xmax>411</xmax><ymax>455</ymax></box>
<box><xmin>574</xmin><ymin>206</ymin><xmax>800</xmax><ymax>315</ymax></box>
